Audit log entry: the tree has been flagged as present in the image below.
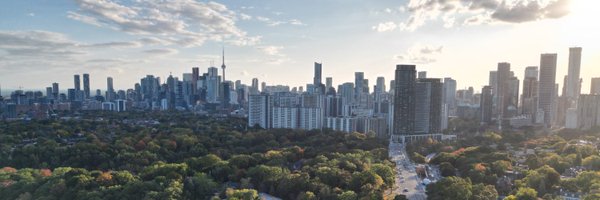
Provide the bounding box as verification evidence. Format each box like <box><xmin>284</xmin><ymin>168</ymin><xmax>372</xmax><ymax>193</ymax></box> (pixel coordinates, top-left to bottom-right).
<box><xmin>183</xmin><ymin>173</ymin><xmax>218</xmax><ymax>199</ymax></box>
<box><xmin>582</xmin><ymin>155</ymin><xmax>600</xmax><ymax>170</ymax></box>
<box><xmin>412</xmin><ymin>152</ymin><xmax>426</xmax><ymax>164</ymax></box>
<box><xmin>471</xmin><ymin>183</ymin><xmax>498</xmax><ymax>200</ymax></box>
<box><xmin>297</xmin><ymin>191</ymin><xmax>317</xmax><ymax>200</ymax></box>
<box><xmin>440</xmin><ymin>162</ymin><xmax>456</xmax><ymax>177</ymax></box>
<box><xmin>370</xmin><ymin>164</ymin><xmax>395</xmax><ymax>187</ymax></box>
<box><xmin>521</xmin><ymin>165</ymin><xmax>560</xmax><ymax>196</ymax></box>
<box><xmin>338</xmin><ymin>190</ymin><xmax>358</xmax><ymax>200</ymax></box>
<box><xmin>225</xmin><ymin>188</ymin><xmax>259</xmax><ymax>200</ymax></box>
<box><xmin>426</xmin><ymin>176</ymin><xmax>473</xmax><ymax>200</ymax></box>
<box><xmin>515</xmin><ymin>187</ymin><xmax>537</xmax><ymax>200</ymax></box>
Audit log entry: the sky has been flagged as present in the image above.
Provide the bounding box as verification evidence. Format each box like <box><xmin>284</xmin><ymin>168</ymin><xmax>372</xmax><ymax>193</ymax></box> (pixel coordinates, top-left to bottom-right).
<box><xmin>0</xmin><ymin>0</ymin><xmax>599</xmax><ymax>95</ymax></box>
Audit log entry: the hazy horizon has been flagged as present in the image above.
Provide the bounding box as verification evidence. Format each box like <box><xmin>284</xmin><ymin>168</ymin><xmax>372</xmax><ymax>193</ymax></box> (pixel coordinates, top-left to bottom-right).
<box><xmin>1</xmin><ymin>0</ymin><xmax>598</xmax><ymax>94</ymax></box>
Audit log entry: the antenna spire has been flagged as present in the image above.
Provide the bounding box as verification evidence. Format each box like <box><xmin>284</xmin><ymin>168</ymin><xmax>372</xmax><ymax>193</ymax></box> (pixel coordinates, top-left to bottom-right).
<box><xmin>221</xmin><ymin>46</ymin><xmax>226</xmax><ymax>81</ymax></box>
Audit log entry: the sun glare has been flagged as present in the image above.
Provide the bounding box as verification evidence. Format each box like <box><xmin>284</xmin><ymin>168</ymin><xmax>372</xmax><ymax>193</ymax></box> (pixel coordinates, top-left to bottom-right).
<box><xmin>558</xmin><ymin>0</ymin><xmax>600</xmax><ymax>45</ymax></box>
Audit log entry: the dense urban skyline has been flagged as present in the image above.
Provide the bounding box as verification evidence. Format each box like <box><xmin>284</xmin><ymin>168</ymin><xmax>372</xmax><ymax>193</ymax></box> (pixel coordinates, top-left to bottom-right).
<box><xmin>1</xmin><ymin>0</ymin><xmax>599</xmax><ymax>93</ymax></box>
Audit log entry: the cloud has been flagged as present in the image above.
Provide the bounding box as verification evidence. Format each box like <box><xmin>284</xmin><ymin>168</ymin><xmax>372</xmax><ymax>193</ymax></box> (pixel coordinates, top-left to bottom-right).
<box><xmin>142</xmin><ymin>48</ymin><xmax>178</xmax><ymax>56</ymax></box>
<box><xmin>491</xmin><ymin>0</ymin><xmax>571</xmax><ymax>23</ymax></box>
<box><xmin>388</xmin><ymin>0</ymin><xmax>572</xmax><ymax>32</ymax></box>
<box><xmin>372</xmin><ymin>22</ymin><xmax>398</xmax><ymax>32</ymax></box>
<box><xmin>255</xmin><ymin>45</ymin><xmax>290</xmax><ymax>65</ymax></box>
<box><xmin>257</xmin><ymin>46</ymin><xmax>283</xmax><ymax>56</ymax></box>
<box><xmin>68</xmin><ymin>0</ymin><xmax>259</xmax><ymax>47</ymax></box>
<box><xmin>394</xmin><ymin>44</ymin><xmax>444</xmax><ymax>64</ymax></box>
<box><xmin>240</xmin><ymin>13</ymin><xmax>252</xmax><ymax>20</ymax></box>
<box><xmin>0</xmin><ymin>30</ymin><xmax>82</xmax><ymax>58</ymax></box>
<box><xmin>0</xmin><ymin>30</ymin><xmax>148</xmax><ymax>77</ymax></box>
<box><xmin>289</xmin><ymin>19</ymin><xmax>306</xmax><ymax>26</ymax></box>
<box><xmin>255</xmin><ymin>16</ymin><xmax>306</xmax><ymax>26</ymax></box>
<box><xmin>83</xmin><ymin>41</ymin><xmax>142</xmax><ymax>48</ymax></box>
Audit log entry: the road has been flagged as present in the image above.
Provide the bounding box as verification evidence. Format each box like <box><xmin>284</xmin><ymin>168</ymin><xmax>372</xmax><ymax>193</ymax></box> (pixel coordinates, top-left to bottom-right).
<box><xmin>389</xmin><ymin>142</ymin><xmax>427</xmax><ymax>200</ymax></box>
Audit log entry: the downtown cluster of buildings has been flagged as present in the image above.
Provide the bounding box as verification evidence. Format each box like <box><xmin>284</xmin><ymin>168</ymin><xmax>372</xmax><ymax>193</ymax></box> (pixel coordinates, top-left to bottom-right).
<box><xmin>478</xmin><ymin>47</ymin><xmax>600</xmax><ymax>131</ymax></box>
<box><xmin>2</xmin><ymin>47</ymin><xmax>600</xmax><ymax>140</ymax></box>
<box><xmin>248</xmin><ymin>63</ymin><xmax>455</xmax><ymax>140</ymax></box>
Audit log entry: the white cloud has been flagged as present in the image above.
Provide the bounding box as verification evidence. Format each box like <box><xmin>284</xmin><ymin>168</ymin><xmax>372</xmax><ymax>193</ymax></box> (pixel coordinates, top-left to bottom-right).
<box><xmin>68</xmin><ymin>0</ymin><xmax>260</xmax><ymax>47</ymax></box>
<box><xmin>257</xmin><ymin>46</ymin><xmax>283</xmax><ymax>56</ymax></box>
<box><xmin>255</xmin><ymin>16</ymin><xmax>306</xmax><ymax>26</ymax></box>
<box><xmin>142</xmin><ymin>48</ymin><xmax>178</xmax><ymax>56</ymax></box>
<box><xmin>394</xmin><ymin>44</ymin><xmax>444</xmax><ymax>64</ymax></box>
<box><xmin>256</xmin><ymin>45</ymin><xmax>290</xmax><ymax>65</ymax></box>
<box><xmin>256</xmin><ymin>16</ymin><xmax>271</xmax><ymax>22</ymax></box>
<box><xmin>240</xmin><ymin>13</ymin><xmax>252</xmax><ymax>20</ymax></box>
<box><xmin>0</xmin><ymin>30</ymin><xmax>147</xmax><ymax>76</ymax></box>
<box><xmin>390</xmin><ymin>0</ymin><xmax>572</xmax><ymax>31</ymax></box>
<box><xmin>289</xmin><ymin>19</ymin><xmax>306</xmax><ymax>26</ymax></box>
<box><xmin>372</xmin><ymin>22</ymin><xmax>398</xmax><ymax>32</ymax></box>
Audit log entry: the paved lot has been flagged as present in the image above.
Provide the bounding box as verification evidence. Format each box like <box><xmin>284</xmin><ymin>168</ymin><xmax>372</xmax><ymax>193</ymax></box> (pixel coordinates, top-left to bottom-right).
<box><xmin>389</xmin><ymin>142</ymin><xmax>427</xmax><ymax>200</ymax></box>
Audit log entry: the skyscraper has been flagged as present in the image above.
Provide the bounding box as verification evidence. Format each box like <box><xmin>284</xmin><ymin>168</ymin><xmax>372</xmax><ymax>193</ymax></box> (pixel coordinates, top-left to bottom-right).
<box><xmin>443</xmin><ymin>78</ymin><xmax>457</xmax><ymax>115</ymax></box>
<box><xmin>106</xmin><ymin>77</ymin><xmax>115</xmax><ymax>102</ymax></box>
<box><xmin>591</xmin><ymin>78</ymin><xmax>600</xmax><ymax>95</ymax></box>
<box><xmin>325</xmin><ymin>77</ymin><xmax>333</xmax><ymax>90</ymax></box>
<box><xmin>538</xmin><ymin>53</ymin><xmax>558</xmax><ymax>127</ymax></box>
<box><xmin>192</xmin><ymin>67</ymin><xmax>199</xmax><ymax>95</ymax></box>
<box><xmin>521</xmin><ymin>66</ymin><xmax>538</xmax><ymax>116</ymax></box>
<box><xmin>480</xmin><ymin>86</ymin><xmax>493</xmax><ymax>124</ymax></box>
<box><xmin>248</xmin><ymin>93</ymin><xmax>272</xmax><ymax>128</ymax></box>
<box><xmin>251</xmin><ymin>78</ymin><xmax>259</xmax><ymax>94</ymax></box>
<box><xmin>46</xmin><ymin>87</ymin><xmax>52</xmax><ymax>99</ymax></box>
<box><xmin>375</xmin><ymin>76</ymin><xmax>386</xmax><ymax>102</ymax></box>
<box><xmin>206</xmin><ymin>67</ymin><xmax>220</xmax><ymax>103</ymax></box>
<box><xmin>393</xmin><ymin>65</ymin><xmax>416</xmax><ymax>142</ymax></box>
<box><xmin>74</xmin><ymin>74</ymin><xmax>81</xmax><ymax>92</ymax></box>
<box><xmin>576</xmin><ymin>95</ymin><xmax>600</xmax><ymax>130</ymax></box>
<box><xmin>354</xmin><ymin>72</ymin><xmax>364</xmax><ymax>103</ymax></box>
<box><xmin>496</xmin><ymin>62</ymin><xmax>511</xmax><ymax>118</ymax></box>
<box><xmin>73</xmin><ymin>74</ymin><xmax>81</xmax><ymax>101</ymax></box>
<box><xmin>566</xmin><ymin>47</ymin><xmax>582</xmax><ymax>99</ymax></box>
<box><xmin>415</xmin><ymin>78</ymin><xmax>442</xmax><ymax>134</ymax></box>
<box><xmin>83</xmin><ymin>73</ymin><xmax>90</xmax><ymax>99</ymax></box>
<box><xmin>52</xmin><ymin>82</ymin><xmax>59</xmax><ymax>100</ymax></box>
<box><xmin>314</xmin><ymin>62</ymin><xmax>322</xmax><ymax>87</ymax></box>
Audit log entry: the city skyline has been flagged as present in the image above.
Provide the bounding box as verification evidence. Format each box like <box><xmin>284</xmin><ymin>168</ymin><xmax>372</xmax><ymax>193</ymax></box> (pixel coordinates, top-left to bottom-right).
<box><xmin>1</xmin><ymin>0</ymin><xmax>599</xmax><ymax>93</ymax></box>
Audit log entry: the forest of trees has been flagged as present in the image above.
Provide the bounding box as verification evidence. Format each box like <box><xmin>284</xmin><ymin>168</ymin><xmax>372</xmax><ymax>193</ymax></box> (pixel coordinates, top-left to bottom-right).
<box><xmin>408</xmin><ymin>124</ymin><xmax>600</xmax><ymax>200</ymax></box>
<box><xmin>0</xmin><ymin>111</ymin><xmax>395</xmax><ymax>200</ymax></box>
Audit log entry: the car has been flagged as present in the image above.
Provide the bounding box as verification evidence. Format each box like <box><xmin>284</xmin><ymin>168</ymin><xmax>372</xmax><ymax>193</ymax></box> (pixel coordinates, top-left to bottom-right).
<box><xmin>403</xmin><ymin>188</ymin><xmax>409</xmax><ymax>193</ymax></box>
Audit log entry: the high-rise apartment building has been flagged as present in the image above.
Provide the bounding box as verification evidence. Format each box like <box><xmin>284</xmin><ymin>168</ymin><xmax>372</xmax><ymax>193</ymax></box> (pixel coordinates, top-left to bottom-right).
<box><xmin>480</xmin><ymin>86</ymin><xmax>493</xmax><ymax>124</ymax></box>
<box><xmin>576</xmin><ymin>95</ymin><xmax>600</xmax><ymax>130</ymax></box>
<box><xmin>106</xmin><ymin>77</ymin><xmax>115</xmax><ymax>102</ymax></box>
<box><xmin>392</xmin><ymin>65</ymin><xmax>416</xmax><ymax>141</ymax></box>
<box><xmin>248</xmin><ymin>94</ymin><xmax>272</xmax><ymax>128</ymax></box>
<box><xmin>591</xmin><ymin>78</ymin><xmax>600</xmax><ymax>95</ymax></box>
<box><xmin>538</xmin><ymin>53</ymin><xmax>558</xmax><ymax>127</ymax></box>
<box><xmin>414</xmin><ymin>78</ymin><xmax>442</xmax><ymax>134</ymax></box>
<box><xmin>74</xmin><ymin>74</ymin><xmax>81</xmax><ymax>92</ymax></box>
<box><xmin>314</xmin><ymin>62</ymin><xmax>322</xmax><ymax>87</ymax></box>
<box><xmin>354</xmin><ymin>72</ymin><xmax>364</xmax><ymax>104</ymax></box>
<box><xmin>566</xmin><ymin>47</ymin><xmax>582</xmax><ymax>99</ymax></box>
<box><xmin>83</xmin><ymin>73</ymin><xmax>90</xmax><ymax>99</ymax></box>
<box><xmin>521</xmin><ymin>66</ymin><xmax>538</xmax><ymax>116</ymax></box>
<box><xmin>52</xmin><ymin>82</ymin><xmax>59</xmax><ymax>100</ymax></box>
<box><xmin>443</xmin><ymin>78</ymin><xmax>456</xmax><ymax>115</ymax></box>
